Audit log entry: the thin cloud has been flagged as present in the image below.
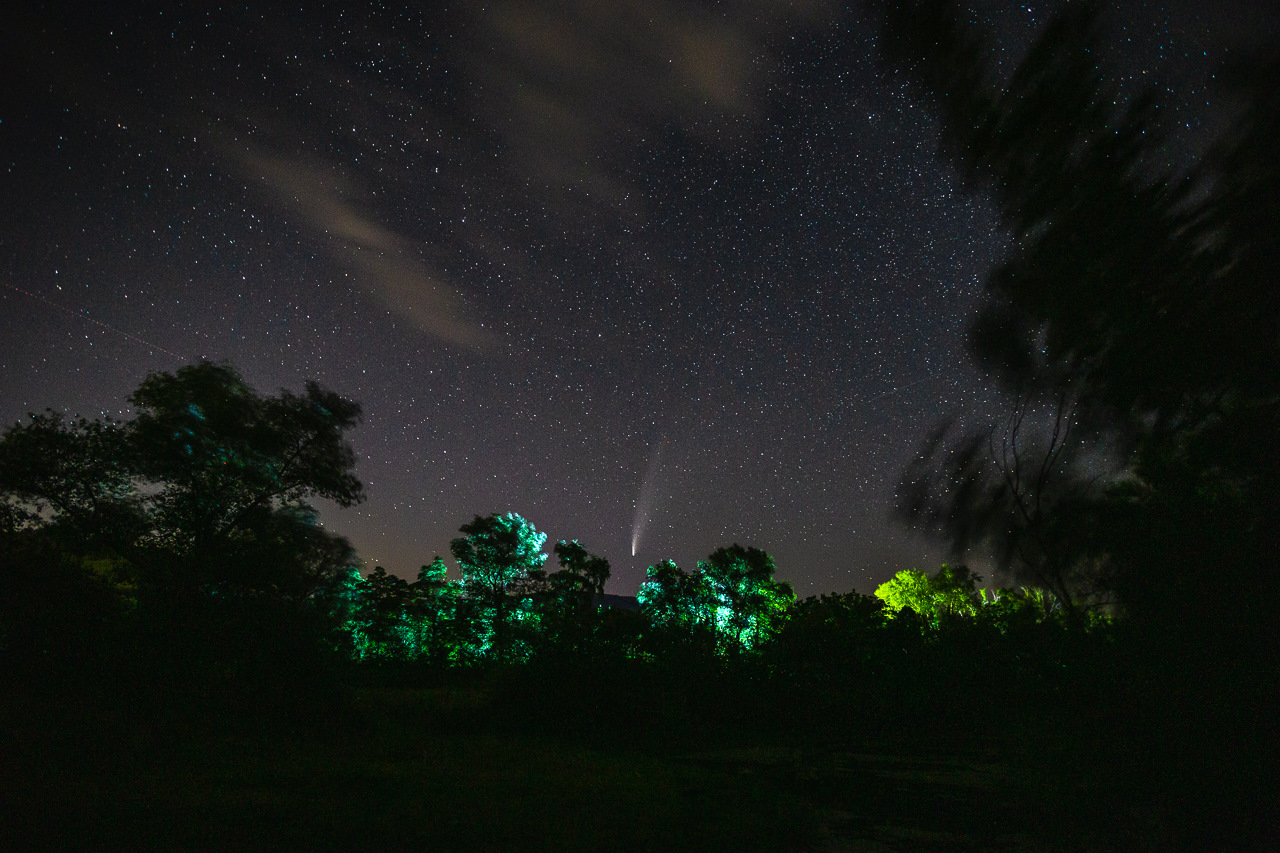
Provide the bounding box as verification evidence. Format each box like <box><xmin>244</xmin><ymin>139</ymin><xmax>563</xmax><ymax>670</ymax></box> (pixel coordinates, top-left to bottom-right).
<box><xmin>237</xmin><ymin>147</ymin><xmax>494</xmax><ymax>351</ymax></box>
<box><xmin>465</xmin><ymin>0</ymin><xmax>841</xmax><ymax>208</ymax></box>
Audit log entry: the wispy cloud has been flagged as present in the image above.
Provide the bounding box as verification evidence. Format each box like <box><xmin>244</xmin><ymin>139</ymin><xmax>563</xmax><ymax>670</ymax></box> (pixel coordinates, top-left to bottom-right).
<box><xmin>465</xmin><ymin>0</ymin><xmax>841</xmax><ymax>208</ymax></box>
<box><xmin>236</xmin><ymin>148</ymin><xmax>493</xmax><ymax>351</ymax></box>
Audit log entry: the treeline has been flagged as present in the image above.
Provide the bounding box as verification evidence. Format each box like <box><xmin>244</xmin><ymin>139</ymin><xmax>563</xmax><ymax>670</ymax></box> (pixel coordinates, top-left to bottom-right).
<box><xmin>326</xmin><ymin>526</ymin><xmax>1085</xmax><ymax>669</ymax></box>
<box><xmin>0</xmin><ymin>361</ymin><xmax>1085</xmax><ymax>678</ymax></box>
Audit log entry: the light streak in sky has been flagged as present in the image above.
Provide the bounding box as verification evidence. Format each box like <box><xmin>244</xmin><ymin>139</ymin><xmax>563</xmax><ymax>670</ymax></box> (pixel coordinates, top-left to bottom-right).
<box><xmin>630</xmin><ymin>439</ymin><xmax>665</xmax><ymax>557</ymax></box>
<box><xmin>860</xmin><ymin>376</ymin><xmax>930</xmax><ymax>403</ymax></box>
<box><xmin>3</xmin><ymin>281</ymin><xmax>185</xmax><ymax>360</ymax></box>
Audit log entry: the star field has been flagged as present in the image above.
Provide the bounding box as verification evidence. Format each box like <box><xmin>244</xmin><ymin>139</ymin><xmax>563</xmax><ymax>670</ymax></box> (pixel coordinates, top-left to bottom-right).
<box><xmin>0</xmin><ymin>1</ymin><xmax>1254</xmax><ymax>595</ymax></box>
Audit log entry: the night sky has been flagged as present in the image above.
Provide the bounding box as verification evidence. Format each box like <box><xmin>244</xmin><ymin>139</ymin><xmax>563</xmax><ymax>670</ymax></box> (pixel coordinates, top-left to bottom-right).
<box><xmin>1</xmin><ymin>1</ymin><xmax>1265</xmax><ymax>596</ymax></box>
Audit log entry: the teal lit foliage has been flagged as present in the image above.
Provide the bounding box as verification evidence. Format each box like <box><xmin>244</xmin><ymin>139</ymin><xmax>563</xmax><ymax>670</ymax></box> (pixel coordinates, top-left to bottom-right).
<box><xmin>318</xmin><ymin>558</ymin><xmax>465</xmax><ymax>662</ymax></box>
<box><xmin>412</xmin><ymin>557</ymin><xmax>466</xmax><ymax>660</ymax></box>
<box><xmin>451</xmin><ymin>512</ymin><xmax>548</xmax><ymax>660</ymax></box>
<box><xmin>638</xmin><ymin>560</ymin><xmax>713</xmax><ymax>636</ymax></box>
<box><xmin>350</xmin><ymin>566</ymin><xmax>416</xmax><ymax>659</ymax></box>
<box><xmin>638</xmin><ymin>545</ymin><xmax>794</xmax><ymax>653</ymax></box>
<box><xmin>699</xmin><ymin>545</ymin><xmax>794</xmax><ymax>651</ymax></box>
<box><xmin>321</xmin><ymin>521</ymin><xmax>622</xmax><ymax>664</ymax></box>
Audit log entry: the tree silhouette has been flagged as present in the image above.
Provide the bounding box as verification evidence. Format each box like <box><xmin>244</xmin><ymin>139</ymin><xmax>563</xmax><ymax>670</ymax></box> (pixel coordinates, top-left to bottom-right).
<box><xmin>540</xmin><ymin>540</ymin><xmax>611</xmax><ymax>652</ymax></box>
<box><xmin>0</xmin><ymin>362</ymin><xmax>364</xmax><ymax>602</ymax></box>
<box><xmin>698</xmin><ymin>545</ymin><xmax>794</xmax><ymax>652</ymax></box>
<box><xmin>450</xmin><ymin>512</ymin><xmax>548</xmax><ymax>659</ymax></box>
<box><xmin>0</xmin><ymin>412</ymin><xmax>144</xmax><ymax>553</ymax></box>
<box><xmin>873</xmin><ymin>0</ymin><xmax>1280</xmax><ymax>625</ymax></box>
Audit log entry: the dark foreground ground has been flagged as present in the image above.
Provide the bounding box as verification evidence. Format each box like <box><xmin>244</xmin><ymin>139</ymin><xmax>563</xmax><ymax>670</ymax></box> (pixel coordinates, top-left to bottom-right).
<box><xmin>1</xmin><ymin>674</ymin><xmax>1236</xmax><ymax>853</ymax></box>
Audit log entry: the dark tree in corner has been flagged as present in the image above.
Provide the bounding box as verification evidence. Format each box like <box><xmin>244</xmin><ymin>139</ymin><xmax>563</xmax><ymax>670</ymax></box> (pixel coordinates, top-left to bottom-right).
<box><xmin>870</xmin><ymin>0</ymin><xmax>1280</xmax><ymax>630</ymax></box>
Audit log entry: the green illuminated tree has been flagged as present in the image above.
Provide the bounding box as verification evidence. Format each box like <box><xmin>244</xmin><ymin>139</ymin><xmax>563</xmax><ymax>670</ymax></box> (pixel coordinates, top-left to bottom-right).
<box><xmin>874</xmin><ymin>564</ymin><xmax>982</xmax><ymax>628</ymax></box>
<box><xmin>638</xmin><ymin>547</ymin><xmax>794</xmax><ymax>653</ymax></box>
<box><xmin>450</xmin><ymin>512</ymin><xmax>548</xmax><ymax>659</ymax></box>
<box><xmin>638</xmin><ymin>559</ymin><xmax>712</xmax><ymax>635</ymax></box>
<box><xmin>698</xmin><ymin>545</ymin><xmax>794</xmax><ymax>652</ymax></box>
<box><xmin>409</xmin><ymin>557</ymin><xmax>463</xmax><ymax>662</ymax></box>
<box><xmin>873</xmin><ymin>569</ymin><xmax>934</xmax><ymax>616</ymax></box>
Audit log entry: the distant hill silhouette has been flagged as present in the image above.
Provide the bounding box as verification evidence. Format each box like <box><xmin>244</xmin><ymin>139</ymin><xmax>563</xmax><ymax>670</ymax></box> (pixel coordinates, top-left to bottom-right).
<box><xmin>594</xmin><ymin>593</ymin><xmax>639</xmax><ymax>611</ymax></box>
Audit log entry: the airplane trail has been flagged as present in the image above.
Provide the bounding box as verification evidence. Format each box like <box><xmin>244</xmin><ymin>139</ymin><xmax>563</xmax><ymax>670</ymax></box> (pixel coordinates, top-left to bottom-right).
<box><xmin>3</xmin><ymin>281</ymin><xmax>185</xmax><ymax>360</ymax></box>
<box><xmin>860</xmin><ymin>376</ymin><xmax>930</xmax><ymax>403</ymax></box>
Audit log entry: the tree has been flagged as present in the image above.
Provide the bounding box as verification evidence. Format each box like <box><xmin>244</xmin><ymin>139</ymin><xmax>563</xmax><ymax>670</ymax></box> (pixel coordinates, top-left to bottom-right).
<box><xmin>352</xmin><ymin>565</ymin><xmax>415</xmax><ymax>659</ymax></box>
<box><xmin>770</xmin><ymin>591</ymin><xmax>889</xmax><ymax>674</ymax></box>
<box><xmin>0</xmin><ymin>361</ymin><xmax>365</xmax><ymax>601</ymax></box>
<box><xmin>871</xmin><ymin>0</ymin><xmax>1280</xmax><ymax>624</ymax></box>
<box><xmin>638</xmin><ymin>547</ymin><xmax>794</xmax><ymax>654</ymax></box>
<box><xmin>129</xmin><ymin>363</ymin><xmax>362</xmax><ymax>570</ymax></box>
<box><xmin>697</xmin><ymin>545</ymin><xmax>794</xmax><ymax>652</ymax></box>
<box><xmin>549</xmin><ymin>540</ymin><xmax>610</xmax><ymax>603</ymax></box>
<box><xmin>450</xmin><ymin>513</ymin><xmax>548</xmax><ymax>659</ymax></box>
<box><xmin>637</xmin><ymin>559</ymin><xmax>712</xmax><ymax>637</ymax></box>
<box><xmin>0</xmin><ymin>412</ymin><xmax>144</xmax><ymax>554</ymax></box>
<box><xmin>874</xmin><ymin>564</ymin><xmax>982</xmax><ymax>628</ymax></box>
<box><xmin>873</xmin><ymin>569</ymin><xmax>935</xmax><ymax>617</ymax></box>
<box><xmin>901</xmin><ymin>391</ymin><xmax>1096</xmax><ymax>616</ymax></box>
<box><xmin>408</xmin><ymin>557</ymin><xmax>464</xmax><ymax>663</ymax></box>
<box><xmin>541</xmin><ymin>540</ymin><xmax>611</xmax><ymax>650</ymax></box>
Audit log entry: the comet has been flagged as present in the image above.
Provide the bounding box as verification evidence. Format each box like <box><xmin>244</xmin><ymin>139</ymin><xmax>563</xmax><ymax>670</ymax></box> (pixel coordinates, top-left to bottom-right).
<box><xmin>630</xmin><ymin>440</ymin><xmax>665</xmax><ymax>557</ymax></box>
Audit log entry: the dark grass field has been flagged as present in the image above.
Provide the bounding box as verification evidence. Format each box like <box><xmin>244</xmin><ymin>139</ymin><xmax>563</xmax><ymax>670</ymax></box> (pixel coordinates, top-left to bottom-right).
<box><xmin>1</xmin><ymin>677</ymin><xmax>1208</xmax><ymax>853</ymax></box>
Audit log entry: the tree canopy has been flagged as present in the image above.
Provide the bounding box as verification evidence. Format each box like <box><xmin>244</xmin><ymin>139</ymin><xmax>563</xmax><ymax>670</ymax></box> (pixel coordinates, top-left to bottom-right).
<box><xmin>450</xmin><ymin>512</ymin><xmax>549</xmax><ymax>658</ymax></box>
<box><xmin>638</xmin><ymin>546</ymin><xmax>794</xmax><ymax>653</ymax></box>
<box><xmin>872</xmin><ymin>0</ymin><xmax>1280</xmax><ymax>626</ymax></box>
<box><xmin>0</xmin><ymin>361</ymin><xmax>363</xmax><ymax>601</ymax></box>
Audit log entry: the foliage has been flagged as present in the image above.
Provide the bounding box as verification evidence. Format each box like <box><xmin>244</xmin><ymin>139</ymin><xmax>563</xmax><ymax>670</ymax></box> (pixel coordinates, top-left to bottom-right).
<box><xmin>0</xmin><ymin>412</ymin><xmax>144</xmax><ymax>552</ymax></box>
<box><xmin>450</xmin><ymin>512</ymin><xmax>548</xmax><ymax>660</ymax></box>
<box><xmin>0</xmin><ymin>362</ymin><xmax>364</xmax><ymax>604</ymax></box>
<box><xmin>541</xmin><ymin>540</ymin><xmax>611</xmax><ymax>651</ymax></box>
<box><xmin>548</xmin><ymin>540</ymin><xmax>609</xmax><ymax>604</ymax></box>
<box><xmin>872</xmin><ymin>0</ymin><xmax>1280</xmax><ymax>626</ymax></box>
<box><xmin>128</xmin><ymin>362</ymin><xmax>363</xmax><ymax>590</ymax></box>
<box><xmin>0</xmin><ymin>361</ymin><xmax>367</xmax><ymax>699</ymax></box>
<box><xmin>769</xmin><ymin>592</ymin><xmax>890</xmax><ymax>677</ymax></box>
<box><xmin>638</xmin><ymin>546</ymin><xmax>794</xmax><ymax>653</ymax></box>
<box><xmin>874</xmin><ymin>564</ymin><xmax>982</xmax><ymax>627</ymax></box>
<box><xmin>873</xmin><ymin>564</ymin><xmax>1078</xmax><ymax>633</ymax></box>
<box><xmin>638</xmin><ymin>559</ymin><xmax>712</xmax><ymax>636</ymax></box>
<box><xmin>698</xmin><ymin>545</ymin><xmax>794</xmax><ymax>652</ymax></box>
